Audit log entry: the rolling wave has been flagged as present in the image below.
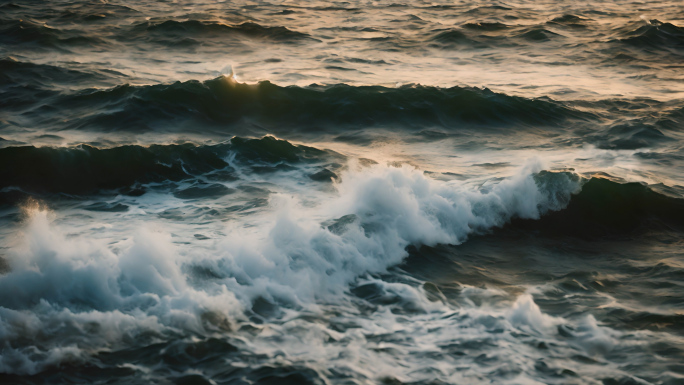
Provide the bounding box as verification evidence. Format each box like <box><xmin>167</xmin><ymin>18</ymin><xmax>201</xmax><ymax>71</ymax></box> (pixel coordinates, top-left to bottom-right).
<box><xmin>0</xmin><ymin>19</ymin><xmax>108</xmax><ymax>50</ymax></box>
<box><xmin>125</xmin><ymin>20</ymin><xmax>315</xmax><ymax>45</ymax></box>
<box><xmin>618</xmin><ymin>19</ymin><xmax>684</xmax><ymax>53</ymax></box>
<box><xmin>0</xmin><ymin>57</ymin><xmax>115</xmax><ymax>88</ymax></box>
<box><xmin>0</xmin><ymin>137</ymin><xmax>331</xmax><ymax>198</ymax></box>
<box><xmin>3</xmin><ymin>137</ymin><xmax>683</xmax><ymax>239</ymax></box>
<box><xmin>510</xmin><ymin>174</ymin><xmax>684</xmax><ymax>236</ymax></box>
<box><xmin>4</xmin><ymin>75</ymin><xmax>585</xmax><ymax>134</ymax></box>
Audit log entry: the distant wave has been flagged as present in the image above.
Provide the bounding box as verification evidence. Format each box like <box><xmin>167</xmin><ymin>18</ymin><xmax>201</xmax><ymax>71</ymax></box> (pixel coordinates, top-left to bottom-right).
<box><xmin>462</xmin><ymin>22</ymin><xmax>509</xmax><ymax>31</ymax></box>
<box><xmin>427</xmin><ymin>25</ymin><xmax>563</xmax><ymax>48</ymax></box>
<box><xmin>517</xmin><ymin>27</ymin><xmax>562</xmax><ymax>42</ymax></box>
<box><xmin>0</xmin><ymin>19</ymin><xmax>109</xmax><ymax>50</ymax></box>
<box><xmin>0</xmin><ymin>17</ymin><xmax>314</xmax><ymax>51</ymax></box>
<box><xmin>617</xmin><ymin>19</ymin><xmax>684</xmax><ymax>54</ymax></box>
<box><xmin>428</xmin><ymin>29</ymin><xmax>490</xmax><ymax>48</ymax></box>
<box><xmin>546</xmin><ymin>14</ymin><xmax>589</xmax><ymax>28</ymax></box>
<box><xmin>0</xmin><ymin>57</ymin><xmax>114</xmax><ymax>87</ymax></box>
<box><xmin>125</xmin><ymin>20</ymin><xmax>315</xmax><ymax>44</ymax></box>
<box><xmin>2</xmin><ymin>73</ymin><xmax>585</xmax><ymax>134</ymax></box>
<box><xmin>588</xmin><ymin>123</ymin><xmax>673</xmax><ymax>150</ymax></box>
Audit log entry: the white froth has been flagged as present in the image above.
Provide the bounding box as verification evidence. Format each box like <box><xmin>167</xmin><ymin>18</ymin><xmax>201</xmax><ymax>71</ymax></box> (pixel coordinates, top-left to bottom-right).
<box><xmin>0</xmin><ymin>160</ymin><xmax>622</xmax><ymax>379</ymax></box>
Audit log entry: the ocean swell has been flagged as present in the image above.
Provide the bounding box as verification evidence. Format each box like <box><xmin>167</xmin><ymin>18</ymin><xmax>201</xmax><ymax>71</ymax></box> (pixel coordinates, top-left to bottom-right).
<box><xmin>0</xmin><ymin>137</ymin><xmax>332</xmax><ymax>199</ymax></box>
<box><xmin>5</xmin><ymin>75</ymin><xmax>586</xmax><ymax>135</ymax></box>
<box><xmin>510</xmin><ymin>175</ymin><xmax>684</xmax><ymax>236</ymax></box>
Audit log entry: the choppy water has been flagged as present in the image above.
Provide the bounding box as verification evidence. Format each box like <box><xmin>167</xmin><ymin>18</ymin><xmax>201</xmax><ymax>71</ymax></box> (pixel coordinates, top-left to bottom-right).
<box><xmin>1</xmin><ymin>1</ymin><xmax>684</xmax><ymax>384</ymax></box>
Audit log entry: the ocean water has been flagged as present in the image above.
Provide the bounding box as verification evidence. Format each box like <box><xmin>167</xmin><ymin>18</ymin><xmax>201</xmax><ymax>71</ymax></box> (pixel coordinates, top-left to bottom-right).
<box><xmin>1</xmin><ymin>0</ymin><xmax>684</xmax><ymax>384</ymax></box>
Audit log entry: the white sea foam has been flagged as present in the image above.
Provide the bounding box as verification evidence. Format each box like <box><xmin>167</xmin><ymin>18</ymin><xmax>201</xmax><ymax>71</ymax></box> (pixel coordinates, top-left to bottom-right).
<box><xmin>0</xmin><ymin>160</ymin><xmax>595</xmax><ymax>375</ymax></box>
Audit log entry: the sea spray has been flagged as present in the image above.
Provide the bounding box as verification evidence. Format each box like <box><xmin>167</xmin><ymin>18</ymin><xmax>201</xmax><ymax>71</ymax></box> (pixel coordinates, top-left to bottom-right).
<box><xmin>0</xmin><ymin>161</ymin><xmax>584</xmax><ymax>375</ymax></box>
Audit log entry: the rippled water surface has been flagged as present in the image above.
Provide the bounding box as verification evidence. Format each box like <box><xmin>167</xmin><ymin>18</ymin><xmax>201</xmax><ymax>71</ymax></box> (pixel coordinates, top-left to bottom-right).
<box><xmin>1</xmin><ymin>1</ymin><xmax>684</xmax><ymax>384</ymax></box>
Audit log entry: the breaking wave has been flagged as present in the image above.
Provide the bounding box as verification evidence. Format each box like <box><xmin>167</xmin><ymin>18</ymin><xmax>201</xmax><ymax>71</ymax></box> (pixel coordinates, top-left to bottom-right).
<box><xmin>0</xmin><ymin>159</ymin><xmax>586</xmax><ymax>376</ymax></box>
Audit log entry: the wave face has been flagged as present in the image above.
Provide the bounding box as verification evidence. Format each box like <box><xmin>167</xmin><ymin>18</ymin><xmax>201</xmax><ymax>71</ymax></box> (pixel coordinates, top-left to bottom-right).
<box><xmin>127</xmin><ymin>20</ymin><xmax>314</xmax><ymax>43</ymax></box>
<box><xmin>2</xmin><ymin>74</ymin><xmax>585</xmax><ymax>139</ymax></box>
<box><xmin>618</xmin><ymin>19</ymin><xmax>684</xmax><ymax>53</ymax></box>
<box><xmin>0</xmin><ymin>19</ymin><xmax>108</xmax><ymax>50</ymax></box>
<box><xmin>2</xmin><ymin>1</ymin><xmax>684</xmax><ymax>384</ymax></box>
<box><xmin>511</xmin><ymin>175</ymin><xmax>684</xmax><ymax>236</ymax></box>
<box><xmin>0</xmin><ymin>137</ymin><xmax>330</xmax><ymax>197</ymax></box>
